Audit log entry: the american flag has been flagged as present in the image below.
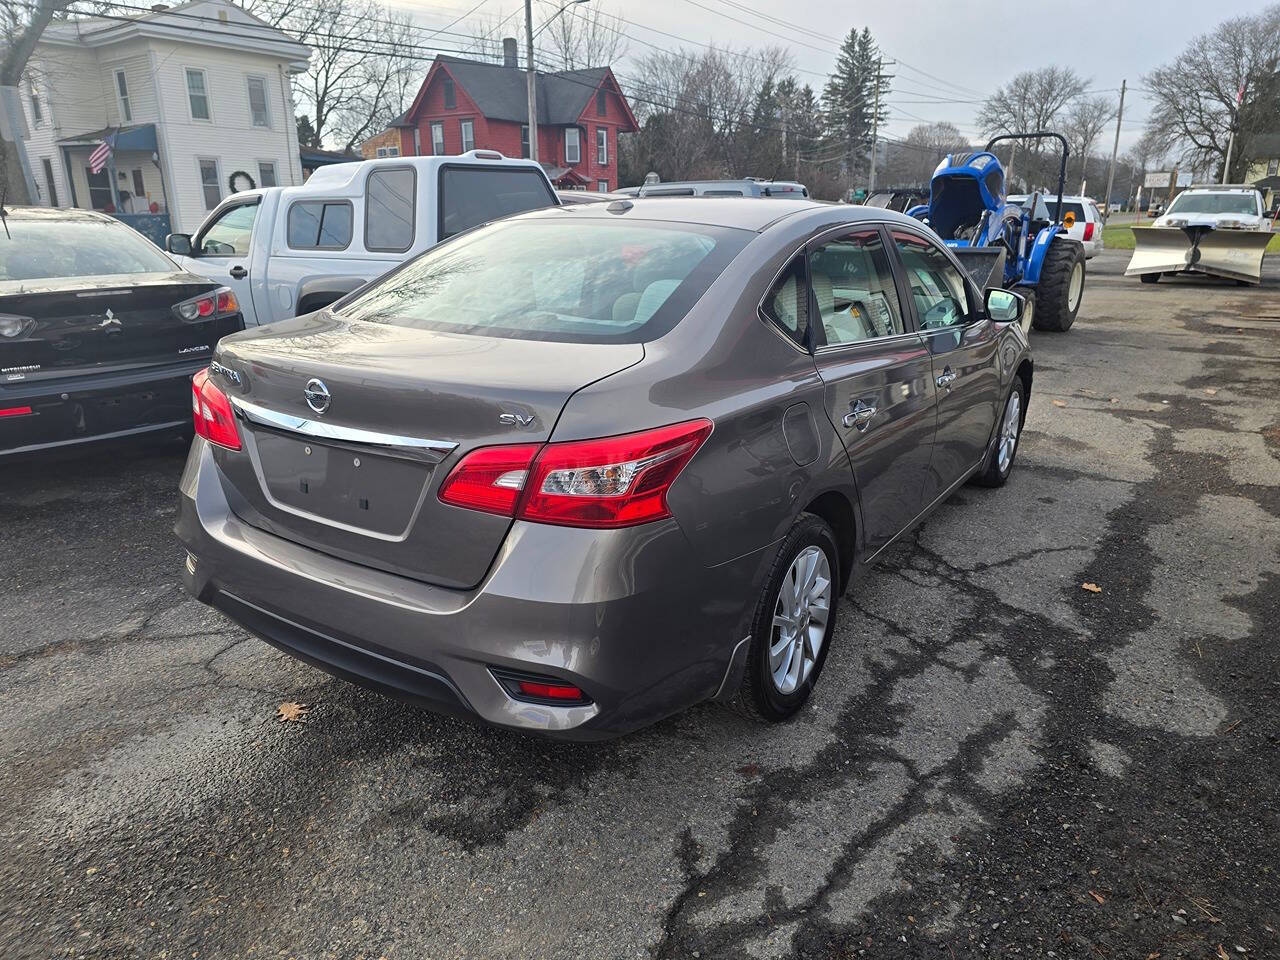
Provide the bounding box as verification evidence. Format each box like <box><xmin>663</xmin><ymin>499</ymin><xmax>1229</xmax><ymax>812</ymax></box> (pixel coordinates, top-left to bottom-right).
<box><xmin>88</xmin><ymin>131</ymin><xmax>116</xmax><ymax>174</ymax></box>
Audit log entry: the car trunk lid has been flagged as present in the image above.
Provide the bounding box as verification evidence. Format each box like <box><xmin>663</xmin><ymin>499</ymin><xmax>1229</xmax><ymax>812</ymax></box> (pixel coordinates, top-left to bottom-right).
<box><xmin>209</xmin><ymin>312</ymin><xmax>644</xmax><ymax>589</ymax></box>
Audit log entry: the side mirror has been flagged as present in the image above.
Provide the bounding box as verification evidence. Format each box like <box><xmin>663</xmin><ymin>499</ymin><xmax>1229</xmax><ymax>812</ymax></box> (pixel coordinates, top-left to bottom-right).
<box><xmin>166</xmin><ymin>233</ymin><xmax>193</xmax><ymax>256</ymax></box>
<box><xmin>985</xmin><ymin>288</ymin><xmax>1025</xmax><ymax>324</ymax></box>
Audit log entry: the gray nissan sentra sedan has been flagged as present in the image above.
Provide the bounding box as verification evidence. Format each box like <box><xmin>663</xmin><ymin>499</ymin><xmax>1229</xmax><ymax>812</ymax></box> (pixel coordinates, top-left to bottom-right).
<box><xmin>177</xmin><ymin>197</ymin><xmax>1033</xmax><ymax>739</ymax></box>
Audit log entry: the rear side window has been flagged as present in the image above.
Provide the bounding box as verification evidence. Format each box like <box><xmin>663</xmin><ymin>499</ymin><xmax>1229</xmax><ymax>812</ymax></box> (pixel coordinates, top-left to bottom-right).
<box><xmin>287</xmin><ymin>201</ymin><xmax>353</xmax><ymax>250</ymax></box>
<box><xmin>761</xmin><ymin>255</ymin><xmax>808</xmax><ymax>344</ymax></box>
<box><xmin>438</xmin><ymin>166</ymin><xmax>555</xmax><ymax>240</ymax></box>
<box><xmin>365</xmin><ymin>167</ymin><xmax>416</xmax><ymax>252</ymax></box>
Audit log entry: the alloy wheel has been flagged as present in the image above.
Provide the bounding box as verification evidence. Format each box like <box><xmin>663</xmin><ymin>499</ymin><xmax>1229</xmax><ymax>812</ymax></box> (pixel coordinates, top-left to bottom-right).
<box><xmin>998</xmin><ymin>389</ymin><xmax>1021</xmax><ymax>473</ymax></box>
<box><xmin>769</xmin><ymin>546</ymin><xmax>833</xmax><ymax>695</ymax></box>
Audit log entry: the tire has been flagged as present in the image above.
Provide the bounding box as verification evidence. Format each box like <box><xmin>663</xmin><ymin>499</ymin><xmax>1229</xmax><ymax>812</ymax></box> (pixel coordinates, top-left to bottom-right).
<box><xmin>972</xmin><ymin>377</ymin><xmax>1026</xmax><ymax>488</ymax></box>
<box><xmin>729</xmin><ymin>514</ymin><xmax>840</xmax><ymax>723</ymax></box>
<box><xmin>1031</xmin><ymin>239</ymin><xmax>1086</xmax><ymax>332</ymax></box>
<box><xmin>1139</xmin><ymin>272</ymin><xmax>1160</xmax><ymax>284</ymax></box>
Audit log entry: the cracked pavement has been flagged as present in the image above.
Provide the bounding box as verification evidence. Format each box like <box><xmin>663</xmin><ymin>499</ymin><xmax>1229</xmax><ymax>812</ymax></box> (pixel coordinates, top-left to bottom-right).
<box><xmin>2</xmin><ymin>250</ymin><xmax>1278</xmax><ymax>958</ymax></box>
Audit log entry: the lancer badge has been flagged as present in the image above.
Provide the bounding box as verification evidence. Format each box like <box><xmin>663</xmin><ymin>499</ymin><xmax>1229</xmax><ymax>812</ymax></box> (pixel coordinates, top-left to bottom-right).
<box><xmin>304</xmin><ymin>378</ymin><xmax>331</xmax><ymax>414</ymax></box>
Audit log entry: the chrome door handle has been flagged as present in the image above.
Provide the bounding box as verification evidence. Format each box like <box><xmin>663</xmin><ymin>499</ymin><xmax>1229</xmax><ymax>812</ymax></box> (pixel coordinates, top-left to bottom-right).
<box><xmin>936</xmin><ymin>368</ymin><xmax>957</xmax><ymax>390</ymax></box>
<box><xmin>842</xmin><ymin>399</ymin><xmax>877</xmax><ymax>431</ymax></box>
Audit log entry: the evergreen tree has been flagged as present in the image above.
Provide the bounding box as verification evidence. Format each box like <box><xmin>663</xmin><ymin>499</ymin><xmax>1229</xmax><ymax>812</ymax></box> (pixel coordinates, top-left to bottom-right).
<box><xmin>820</xmin><ymin>27</ymin><xmax>889</xmax><ymax>176</ymax></box>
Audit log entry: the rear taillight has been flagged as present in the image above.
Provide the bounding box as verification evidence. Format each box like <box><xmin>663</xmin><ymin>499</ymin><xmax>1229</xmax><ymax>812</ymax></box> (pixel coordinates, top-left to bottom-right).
<box><xmin>1082</xmin><ymin>222</ymin><xmax>1095</xmax><ymax>241</ymax></box>
<box><xmin>0</xmin><ymin>405</ymin><xmax>33</xmax><ymax>418</ymax></box>
<box><xmin>174</xmin><ymin>287</ymin><xmax>240</xmax><ymax>322</ymax></box>
<box><xmin>438</xmin><ymin>419</ymin><xmax>713</xmax><ymax>529</ymax></box>
<box><xmin>191</xmin><ymin>367</ymin><xmax>241</xmax><ymax>450</ymax></box>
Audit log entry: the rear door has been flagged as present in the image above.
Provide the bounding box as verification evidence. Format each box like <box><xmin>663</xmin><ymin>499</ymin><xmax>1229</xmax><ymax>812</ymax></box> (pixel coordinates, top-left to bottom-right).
<box><xmin>806</xmin><ymin>226</ymin><xmax>936</xmax><ymax>554</ymax></box>
<box><xmin>889</xmin><ymin>229</ymin><xmax>1001</xmax><ymax>502</ymax></box>
<box><xmin>179</xmin><ymin>198</ymin><xmax>261</xmax><ymax>323</ymax></box>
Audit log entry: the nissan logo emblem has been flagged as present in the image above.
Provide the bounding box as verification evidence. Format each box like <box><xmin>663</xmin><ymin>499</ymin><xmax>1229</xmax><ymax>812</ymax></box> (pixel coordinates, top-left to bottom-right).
<box><xmin>304</xmin><ymin>378</ymin><xmax>331</xmax><ymax>414</ymax></box>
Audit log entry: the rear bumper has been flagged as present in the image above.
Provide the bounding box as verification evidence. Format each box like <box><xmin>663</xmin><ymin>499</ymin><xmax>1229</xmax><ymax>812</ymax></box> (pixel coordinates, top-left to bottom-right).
<box><xmin>176</xmin><ymin>438</ymin><xmax>768</xmax><ymax>739</ymax></box>
<box><xmin>0</xmin><ymin>361</ymin><xmax>204</xmax><ymax>457</ymax></box>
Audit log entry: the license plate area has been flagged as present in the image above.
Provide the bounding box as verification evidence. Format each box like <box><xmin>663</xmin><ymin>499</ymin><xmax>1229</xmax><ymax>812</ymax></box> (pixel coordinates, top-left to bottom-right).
<box><xmin>252</xmin><ymin>430</ymin><xmax>432</xmax><ymax>538</ymax></box>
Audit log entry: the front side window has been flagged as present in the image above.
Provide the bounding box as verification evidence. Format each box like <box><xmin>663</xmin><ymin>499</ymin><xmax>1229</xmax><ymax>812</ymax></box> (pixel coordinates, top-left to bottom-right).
<box><xmin>809</xmin><ymin>230</ymin><xmax>905</xmax><ymax>345</ymax></box>
<box><xmin>115</xmin><ymin>70</ymin><xmax>132</xmax><ymax>123</ymax></box>
<box><xmin>197</xmin><ymin>202</ymin><xmax>258</xmax><ymax>256</ymax></box>
<box><xmin>596</xmin><ymin>127</ymin><xmax>607</xmax><ymax>165</ymax></box>
<box><xmin>0</xmin><ymin>218</ymin><xmax>176</xmax><ymax>282</ymax></box>
<box><xmin>565</xmin><ymin>127</ymin><xmax>581</xmax><ymax>164</ymax></box>
<box><xmin>442</xmin><ymin>75</ymin><xmax>456</xmax><ymax>109</ymax></box>
<box><xmin>430</xmin><ymin>121</ymin><xmax>445</xmax><ymax>155</ymax></box>
<box><xmin>365</xmin><ymin>167</ymin><xmax>415</xmax><ymax>252</ymax></box>
<box><xmin>438</xmin><ymin>166</ymin><xmax>556</xmax><ymax>239</ymax></box>
<box><xmin>893</xmin><ymin>232</ymin><xmax>970</xmax><ymax>330</ymax></box>
<box><xmin>247</xmin><ymin>75</ymin><xmax>270</xmax><ymax>127</ymax></box>
<box><xmin>287</xmin><ymin>200</ymin><xmax>353</xmax><ymax>249</ymax></box>
<box><xmin>198</xmin><ymin>158</ymin><xmax>220</xmax><ymax>209</ymax></box>
<box><xmin>338</xmin><ymin>220</ymin><xmax>749</xmax><ymax>344</ymax></box>
<box><xmin>258</xmin><ymin>161</ymin><xmax>277</xmax><ymax>187</ymax></box>
<box><xmin>459</xmin><ymin>119</ymin><xmax>474</xmax><ymax>153</ymax></box>
<box><xmin>186</xmin><ymin>68</ymin><xmax>210</xmax><ymax>120</ymax></box>
<box><xmin>761</xmin><ymin>254</ymin><xmax>808</xmax><ymax>345</ymax></box>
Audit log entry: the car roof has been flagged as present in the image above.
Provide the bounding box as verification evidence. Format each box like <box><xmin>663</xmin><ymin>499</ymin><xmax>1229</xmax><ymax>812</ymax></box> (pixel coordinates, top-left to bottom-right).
<box><xmin>0</xmin><ymin>205</ymin><xmax>119</xmax><ymax>223</ymax></box>
<box><xmin>514</xmin><ymin>196</ymin><xmax>914</xmax><ymax>233</ymax></box>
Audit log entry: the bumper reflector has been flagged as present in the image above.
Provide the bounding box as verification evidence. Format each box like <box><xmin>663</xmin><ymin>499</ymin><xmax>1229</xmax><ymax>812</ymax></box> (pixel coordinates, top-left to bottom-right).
<box><xmin>0</xmin><ymin>406</ymin><xmax>33</xmax><ymax>418</ymax></box>
<box><xmin>491</xmin><ymin>668</ymin><xmax>591</xmax><ymax>705</ymax></box>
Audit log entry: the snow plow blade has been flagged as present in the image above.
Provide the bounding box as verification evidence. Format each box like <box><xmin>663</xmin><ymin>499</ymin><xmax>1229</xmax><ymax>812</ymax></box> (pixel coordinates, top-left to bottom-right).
<box><xmin>1127</xmin><ymin>226</ymin><xmax>1271</xmax><ymax>285</ymax></box>
<box><xmin>950</xmin><ymin>246</ymin><xmax>1006</xmax><ymax>291</ymax></box>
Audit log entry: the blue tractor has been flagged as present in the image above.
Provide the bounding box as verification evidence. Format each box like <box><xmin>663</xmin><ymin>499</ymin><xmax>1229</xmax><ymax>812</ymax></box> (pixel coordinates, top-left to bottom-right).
<box><xmin>907</xmin><ymin>132</ymin><xmax>1086</xmax><ymax>332</ymax></box>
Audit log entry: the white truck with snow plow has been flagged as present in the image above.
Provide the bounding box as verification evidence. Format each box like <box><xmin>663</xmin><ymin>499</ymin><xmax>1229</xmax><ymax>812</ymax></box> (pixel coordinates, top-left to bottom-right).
<box><xmin>1126</xmin><ymin>185</ymin><xmax>1272</xmax><ymax>286</ymax></box>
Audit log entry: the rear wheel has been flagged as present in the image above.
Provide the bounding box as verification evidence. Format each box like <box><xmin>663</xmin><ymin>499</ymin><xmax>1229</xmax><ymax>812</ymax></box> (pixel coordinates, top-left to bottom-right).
<box><xmin>730</xmin><ymin>514</ymin><xmax>839</xmax><ymax>722</ymax></box>
<box><xmin>1139</xmin><ymin>272</ymin><xmax>1160</xmax><ymax>284</ymax></box>
<box><xmin>1031</xmin><ymin>240</ymin><xmax>1085</xmax><ymax>332</ymax></box>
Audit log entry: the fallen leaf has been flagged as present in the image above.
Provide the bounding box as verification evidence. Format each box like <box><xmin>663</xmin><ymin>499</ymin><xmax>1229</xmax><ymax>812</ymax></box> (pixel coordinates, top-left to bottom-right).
<box><xmin>736</xmin><ymin>762</ymin><xmax>762</xmax><ymax>778</ymax></box>
<box><xmin>1218</xmin><ymin>946</ymin><xmax>1230</xmax><ymax>960</ymax></box>
<box><xmin>1146</xmin><ymin>954</ymin><xmax>1161</xmax><ymax>960</ymax></box>
<box><xmin>1052</xmin><ymin>399</ymin><xmax>1067</xmax><ymax>408</ymax></box>
<box><xmin>277</xmin><ymin>702</ymin><xmax>309</xmax><ymax>723</ymax></box>
<box><xmin>1110</xmin><ymin>397</ymin><xmax>1120</xmax><ymax>403</ymax></box>
<box><xmin>1089</xmin><ymin>889</ymin><xmax>1106</xmax><ymax>904</ymax></box>
<box><xmin>1205</xmin><ymin>388</ymin><xmax>1219</xmax><ymax>396</ymax></box>
<box><xmin>1081</xmin><ymin>582</ymin><xmax>1103</xmax><ymax>594</ymax></box>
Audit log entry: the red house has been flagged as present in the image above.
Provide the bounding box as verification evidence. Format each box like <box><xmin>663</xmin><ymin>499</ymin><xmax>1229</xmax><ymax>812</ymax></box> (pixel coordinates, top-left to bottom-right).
<box><xmin>393</xmin><ymin>45</ymin><xmax>638</xmax><ymax>192</ymax></box>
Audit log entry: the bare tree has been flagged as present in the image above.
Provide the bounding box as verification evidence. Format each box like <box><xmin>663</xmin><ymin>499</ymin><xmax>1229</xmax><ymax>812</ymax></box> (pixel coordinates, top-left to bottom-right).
<box><xmin>539</xmin><ymin>2</ymin><xmax>627</xmax><ymax>71</ymax></box>
<box><xmin>978</xmin><ymin>65</ymin><xmax>1087</xmax><ymax>188</ymax></box>
<box><xmin>1065</xmin><ymin>94</ymin><xmax>1115</xmax><ymax>184</ymax></box>
<box><xmin>1143</xmin><ymin>4</ymin><xmax>1280</xmax><ymax>181</ymax></box>
<box><xmin>880</xmin><ymin>121</ymin><xmax>971</xmax><ymax>185</ymax></box>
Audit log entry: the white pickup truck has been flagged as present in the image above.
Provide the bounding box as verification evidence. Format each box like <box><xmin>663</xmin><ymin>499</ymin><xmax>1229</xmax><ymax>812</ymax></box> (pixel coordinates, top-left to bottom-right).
<box><xmin>165</xmin><ymin>151</ymin><xmax>558</xmax><ymax>326</ymax></box>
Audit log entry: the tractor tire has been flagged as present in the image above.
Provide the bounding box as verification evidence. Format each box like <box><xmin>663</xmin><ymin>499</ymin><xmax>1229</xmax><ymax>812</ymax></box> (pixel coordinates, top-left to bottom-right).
<box><xmin>1139</xmin><ymin>272</ymin><xmax>1160</xmax><ymax>284</ymax></box>
<box><xmin>1031</xmin><ymin>241</ymin><xmax>1086</xmax><ymax>332</ymax></box>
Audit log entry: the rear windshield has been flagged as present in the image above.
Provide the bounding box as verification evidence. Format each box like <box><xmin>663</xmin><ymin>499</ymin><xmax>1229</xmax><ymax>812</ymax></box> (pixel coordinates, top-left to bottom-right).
<box><xmin>337</xmin><ymin>219</ymin><xmax>751</xmax><ymax>343</ymax></box>
<box><xmin>1167</xmin><ymin>192</ymin><xmax>1259</xmax><ymax>216</ymax></box>
<box><xmin>0</xmin><ymin>217</ymin><xmax>175</xmax><ymax>281</ymax></box>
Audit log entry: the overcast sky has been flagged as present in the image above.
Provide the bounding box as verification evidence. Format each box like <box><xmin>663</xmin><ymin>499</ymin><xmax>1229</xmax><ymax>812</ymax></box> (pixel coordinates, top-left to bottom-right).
<box><xmin>387</xmin><ymin>0</ymin><xmax>1261</xmax><ymax>155</ymax></box>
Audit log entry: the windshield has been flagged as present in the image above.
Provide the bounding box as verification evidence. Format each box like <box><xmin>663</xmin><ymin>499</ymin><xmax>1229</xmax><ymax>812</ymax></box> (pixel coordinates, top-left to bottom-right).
<box><xmin>336</xmin><ymin>219</ymin><xmax>751</xmax><ymax>343</ymax></box>
<box><xmin>0</xmin><ymin>217</ymin><xmax>176</xmax><ymax>281</ymax></box>
<box><xmin>1167</xmin><ymin>192</ymin><xmax>1259</xmax><ymax>216</ymax></box>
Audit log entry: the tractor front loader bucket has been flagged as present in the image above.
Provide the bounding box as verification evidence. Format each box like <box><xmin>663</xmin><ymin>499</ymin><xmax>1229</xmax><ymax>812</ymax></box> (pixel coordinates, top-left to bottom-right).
<box><xmin>951</xmin><ymin>246</ymin><xmax>1006</xmax><ymax>291</ymax></box>
<box><xmin>1128</xmin><ymin>226</ymin><xmax>1271</xmax><ymax>284</ymax></box>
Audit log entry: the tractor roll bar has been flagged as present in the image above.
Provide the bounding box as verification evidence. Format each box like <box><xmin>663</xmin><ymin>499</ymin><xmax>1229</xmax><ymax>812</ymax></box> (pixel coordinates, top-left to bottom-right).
<box><xmin>985</xmin><ymin>131</ymin><xmax>1070</xmax><ymax>226</ymax></box>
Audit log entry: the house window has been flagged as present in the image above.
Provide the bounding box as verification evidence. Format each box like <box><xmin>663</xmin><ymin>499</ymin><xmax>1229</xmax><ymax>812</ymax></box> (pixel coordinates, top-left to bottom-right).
<box><xmin>596</xmin><ymin>87</ymin><xmax>606</xmax><ymax>117</ymax></box>
<box><xmin>460</xmin><ymin>119</ymin><xmax>474</xmax><ymax>153</ymax></box>
<box><xmin>443</xmin><ymin>75</ymin><xmax>456</xmax><ymax>109</ymax></box>
<box><xmin>365</xmin><ymin>166</ymin><xmax>416</xmax><ymax>252</ymax></box>
<box><xmin>186</xmin><ymin>68</ymin><xmax>211</xmax><ymax>121</ymax></box>
<box><xmin>376</xmin><ymin>146</ymin><xmax>400</xmax><ymax>158</ymax></box>
<box><xmin>597</xmin><ymin>180</ymin><xmax>609</xmax><ymax>192</ymax></box>
<box><xmin>85</xmin><ymin>167</ymin><xmax>112</xmax><ymax>210</ymax></box>
<box><xmin>247</xmin><ymin>75</ymin><xmax>270</xmax><ymax>128</ymax></box>
<box><xmin>520</xmin><ymin>125</ymin><xmax>529</xmax><ymax>159</ymax></box>
<box><xmin>258</xmin><ymin>161</ymin><xmax>277</xmax><ymax>187</ymax></box>
<box><xmin>1270</xmin><ymin>159</ymin><xmax>1280</xmax><ymax>177</ymax></box>
<box><xmin>430</xmin><ymin>122</ymin><xmax>445</xmax><ymax>155</ymax></box>
<box><xmin>28</xmin><ymin>85</ymin><xmax>42</xmax><ymax>124</ymax></box>
<box><xmin>42</xmin><ymin>158</ymin><xmax>58</xmax><ymax>206</ymax></box>
<box><xmin>131</xmin><ymin>168</ymin><xmax>145</xmax><ymax>199</ymax></box>
<box><xmin>596</xmin><ymin>127</ymin><xmax>607</xmax><ymax>165</ymax></box>
<box><xmin>565</xmin><ymin>127</ymin><xmax>580</xmax><ymax>164</ymax></box>
<box><xmin>198</xmin><ymin>158</ymin><xmax>221</xmax><ymax>209</ymax></box>
<box><xmin>115</xmin><ymin>70</ymin><xmax>132</xmax><ymax>123</ymax></box>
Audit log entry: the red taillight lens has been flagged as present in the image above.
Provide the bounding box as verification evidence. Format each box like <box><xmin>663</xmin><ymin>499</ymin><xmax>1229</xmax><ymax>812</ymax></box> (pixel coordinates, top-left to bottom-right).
<box><xmin>191</xmin><ymin>367</ymin><xmax>241</xmax><ymax>450</ymax></box>
<box><xmin>438</xmin><ymin>443</ymin><xmax>540</xmax><ymax>515</ymax></box>
<box><xmin>516</xmin><ymin>680</ymin><xmax>585</xmax><ymax>700</ymax></box>
<box><xmin>175</xmin><ymin>287</ymin><xmax>240</xmax><ymax>322</ymax></box>
<box><xmin>1082</xmin><ymin>222</ymin><xmax>1095</xmax><ymax>241</ymax></box>
<box><xmin>0</xmin><ymin>405</ymin><xmax>33</xmax><ymax>418</ymax></box>
<box><xmin>438</xmin><ymin>419</ymin><xmax>713</xmax><ymax>528</ymax></box>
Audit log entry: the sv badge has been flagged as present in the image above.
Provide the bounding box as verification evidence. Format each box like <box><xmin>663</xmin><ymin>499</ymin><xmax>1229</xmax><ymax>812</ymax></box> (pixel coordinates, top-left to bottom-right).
<box><xmin>498</xmin><ymin>412</ymin><xmax>536</xmax><ymax>428</ymax></box>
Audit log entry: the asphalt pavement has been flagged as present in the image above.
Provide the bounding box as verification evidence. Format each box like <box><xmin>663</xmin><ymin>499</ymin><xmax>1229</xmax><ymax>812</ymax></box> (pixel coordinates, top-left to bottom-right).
<box><xmin>2</xmin><ymin>248</ymin><xmax>1278</xmax><ymax>959</ymax></box>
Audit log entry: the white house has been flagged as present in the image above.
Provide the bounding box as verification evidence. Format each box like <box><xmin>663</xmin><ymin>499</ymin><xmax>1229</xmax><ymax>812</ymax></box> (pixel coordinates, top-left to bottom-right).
<box><xmin>19</xmin><ymin>0</ymin><xmax>310</xmax><ymax>238</ymax></box>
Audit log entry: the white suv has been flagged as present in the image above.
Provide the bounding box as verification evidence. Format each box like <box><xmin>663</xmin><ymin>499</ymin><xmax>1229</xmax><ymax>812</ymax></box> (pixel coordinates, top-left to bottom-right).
<box><xmin>1008</xmin><ymin>193</ymin><xmax>1104</xmax><ymax>259</ymax></box>
<box><xmin>166</xmin><ymin>151</ymin><xmax>558</xmax><ymax>326</ymax></box>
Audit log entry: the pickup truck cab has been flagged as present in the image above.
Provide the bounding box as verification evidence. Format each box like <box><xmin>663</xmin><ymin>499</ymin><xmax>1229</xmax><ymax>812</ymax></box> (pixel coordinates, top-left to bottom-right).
<box><xmin>166</xmin><ymin>151</ymin><xmax>558</xmax><ymax>326</ymax></box>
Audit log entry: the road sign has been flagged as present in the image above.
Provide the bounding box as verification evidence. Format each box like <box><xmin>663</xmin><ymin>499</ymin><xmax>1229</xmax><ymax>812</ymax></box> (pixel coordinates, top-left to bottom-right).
<box><xmin>1176</xmin><ymin>171</ymin><xmax>1193</xmax><ymax>188</ymax></box>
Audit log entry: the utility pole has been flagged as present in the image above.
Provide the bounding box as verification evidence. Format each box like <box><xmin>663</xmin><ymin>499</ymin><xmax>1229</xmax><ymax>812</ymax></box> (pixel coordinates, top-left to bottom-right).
<box><xmin>867</xmin><ymin>58</ymin><xmax>892</xmax><ymax>193</ymax></box>
<box><xmin>1102</xmin><ymin>79</ymin><xmax>1125</xmax><ymax>222</ymax></box>
<box><xmin>1222</xmin><ymin>130</ymin><xmax>1236</xmax><ymax>184</ymax></box>
<box><xmin>525</xmin><ymin>0</ymin><xmax>538</xmax><ymax>163</ymax></box>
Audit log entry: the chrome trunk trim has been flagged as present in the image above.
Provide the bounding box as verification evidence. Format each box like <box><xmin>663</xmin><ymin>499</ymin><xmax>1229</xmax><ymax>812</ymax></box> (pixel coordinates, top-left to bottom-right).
<box><xmin>231</xmin><ymin>397</ymin><xmax>457</xmax><ymax>463</ymax></box>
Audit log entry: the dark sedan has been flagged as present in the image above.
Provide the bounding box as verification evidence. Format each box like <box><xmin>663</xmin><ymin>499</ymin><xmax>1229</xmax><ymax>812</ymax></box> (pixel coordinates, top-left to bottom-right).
<box><xmin>176</xmin><ymin>198</ymin><xmax>1032</xmax><ymax>738</ymax></box>
<box><xmin>0</xmin><ymin>207</ymin><xmax>243</xmax><ymax>457</ymax></box>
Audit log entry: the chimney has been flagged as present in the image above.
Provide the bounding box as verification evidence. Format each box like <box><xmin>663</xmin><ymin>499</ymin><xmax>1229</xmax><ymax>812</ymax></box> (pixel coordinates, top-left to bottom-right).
<box><xmin>503</xmin><ymin>37</ymin><xmax>519</xmax><ymax>69</ymax></box>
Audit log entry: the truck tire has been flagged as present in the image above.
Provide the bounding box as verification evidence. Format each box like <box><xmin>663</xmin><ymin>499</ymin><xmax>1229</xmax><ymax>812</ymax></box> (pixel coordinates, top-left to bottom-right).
<box><xmin>1031</xmin><ymin>240</ymin><xmax>1085</xmax><ymax>332</ymax></box>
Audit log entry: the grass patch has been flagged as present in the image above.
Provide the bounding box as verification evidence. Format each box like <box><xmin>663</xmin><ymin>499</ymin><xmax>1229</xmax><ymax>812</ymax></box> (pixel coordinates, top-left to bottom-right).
<box><xmin>1103</xmin><ymin>222</ymin><xmax>1280</xmax><ymax>252</ymax></box>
